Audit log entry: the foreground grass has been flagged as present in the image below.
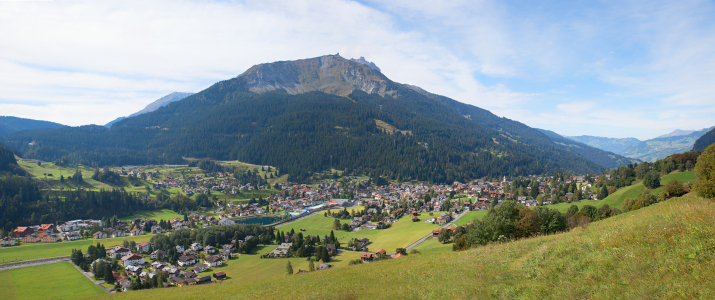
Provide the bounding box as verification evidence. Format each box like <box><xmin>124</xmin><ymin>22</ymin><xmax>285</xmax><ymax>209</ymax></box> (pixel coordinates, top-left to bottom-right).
<box><xmin>1</xmin><ymin>262</ymin><xmax>104</xmax><ymax>300</ymax></box>
<box><xmin>0</xmin><ymin>235</ymin><xmax>154</xmax><ymax>263</ymax></box>
<box><xmin>102</xmin><ymin>193</ymin><xmax>715</xmax><ymax>299</ymax></box>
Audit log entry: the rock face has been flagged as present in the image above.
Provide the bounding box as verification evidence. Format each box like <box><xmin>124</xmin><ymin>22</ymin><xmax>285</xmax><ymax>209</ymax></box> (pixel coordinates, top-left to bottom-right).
<box><xmin>349</xmin><ymin>56</ymin><xmax>381</xmax><ymax>72</ymax></box>
<box><xmin>236</xmin><ymin>55</ymin><xmax>392</xmax><ymax>97</ymax></box>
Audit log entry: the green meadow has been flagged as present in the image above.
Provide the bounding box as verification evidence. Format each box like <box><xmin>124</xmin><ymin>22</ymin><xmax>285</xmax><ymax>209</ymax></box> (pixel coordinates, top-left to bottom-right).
<box><xmin>0</xmin><ymin>235</ymin><xmax>154</xmax><ymax>263</ymax></box>
<box><xmin>105</xmin><ymin>193</ymin><xmax>715</xmax><ymax>299</ymax></box>
<box><xmin>0</xmin><ymin>262</ymin><xmax>104</xmax><ymax>300</ymax></box>
<box><xmin>119</xmin><ymin>209</ymin><xmax>183</xmax><ymax>222</ymax></box>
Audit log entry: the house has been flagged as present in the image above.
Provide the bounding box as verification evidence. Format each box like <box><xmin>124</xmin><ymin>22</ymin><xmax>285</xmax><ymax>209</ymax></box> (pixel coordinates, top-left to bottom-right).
<box><xmin>219</xmin><ymin>250</ymin><xmax>232</xmax><ymax>260</ymax></box>
<box><xmin>39</xmin><ymin>224</ymin><xmax>55</xmax><ymax>232</ymax></box>
<box><xmin>204</xmin><ymin>245</ymin><xmax>215</xmax><ymax>254</ymax></box>
<box><xmin>176</xmin><ymin>245</ymin><xmax>185</xmax><ymax>252</ymax></box>
<box><xmin>151</xmin><ymin>225</ymin><xmax>161</xmax><ymax>234</ymax></box>
<box><xmin>213</xmin><ymin>271</ymin><xmax>226</xmax><ymax>280</ymax></box>
<box><xmin>375</xmin><ymin>249</ymin><xmax>386</xmax><ymax>256</ymax></box>
<box><xmin>136</xmin><ymin>241</ymin><xmax>154</xmax><ymax>253</ymax></box>
<box><xmin>0</xmin><ymin>237</ymin><xmax>16</xmax><ymax>246</ymax></box>
<box><xmin>270</xmin><ymin>243</ymin><xmax>292</xmax><ymax>258</ymax></box>
<box><xmin>125</xmin><ymin>265</ymin><xmax>143</xmax><ymax>276</ymax></box>
<box><xmin>22</xmin><ymin>234</ymin><xmax>40</xmax><ymax>243</ymax></box>
<box><xmin>192</xmin><ymin>262</ymin><xmax>208</xmax><ymax>273</ymax></box>
<box><xmin>41</xmin><ymin>234</ymin><xmax>60</xmax><ymax>243</ymax></box>
<box><xmin>326</xmin><ymin>244</ymin><xmax>337</xmax><ymax>256</ymax></box>
<box><xmin>151</xmin><ymin>250</ymin><xmax>165</xmax><ymax>261</ymax></box>
<box><xmin>151</xmin><ymin>261</ymin><xmax>168</xmax><ymax>271</ymax></box>
<box><xmin>171</xmin><ymin>277</ymin><xmax>189</xmax><ymax>287</ymax></box>
<box><xmin>111</xmin><ymin>230</ymin><xmax>126</xmax><ymax>238</ymax></box>
<box><xmin>394</xmin><ymin>253</ymin><xmax>405</xmax><ymax>259</ymax></box>
<box><xmin>109</xmin><ymin>246</ymin><xmax>132</xmax><ymax>259</ymax></box>
<box><xmin>130</xmin><ymin>228</ymin><xmax>144</xmax><ymax>236</ymax></box>
<box><xmin>432</xmin><ymin>229</ymin><xmax>441</xmax><ymax>238</ymax></box>
<box><xmin>93</xmin><ymin>231</ymin><xmax>108</xmax><ymax>239</ymax></box>
<box><xmin>204</xmin><ymin>255</ymin><xmax>223</xmax><ymax>267</ymax></box>
<box><xmin>121</xmin><ymin>254</ymin><xmax>145</xmax><ymax>266</ymax></box>
<box><xmin>190</xmin><ymin>243</ymin><xmax>203</xmax><ymax>251</ymax></box>
<box><xmin>62</xmin><ymin>231</ymin><xmax>80</xmax><ymax>241</ymax></box>
<box><xmin>178</xmin><ymin>255</ymin><xmax>196</xmax><ymax>267</ymax></box>
<box><xmin>13</xmin><ymin>227</ymin><xmax>33</xmax><ymax>237</ymax></box>
<box><xmin>316</xmin><ymin>263</ymin><xmax>333</xmax><ymax>270</ymax></box>
<box><xmin>218</xmin><ymin>218</ymin><xmax>234</xmax><ymax>226</ymax></box>
<box><xmin>360</xmin><ymin>253</ymin><xmax>373</xmax><ymax>263</ymax></box>
<box><xmin>195</xmin><ymin>276</ymin><xmax>211</xmax><ymax>285</ymax></box>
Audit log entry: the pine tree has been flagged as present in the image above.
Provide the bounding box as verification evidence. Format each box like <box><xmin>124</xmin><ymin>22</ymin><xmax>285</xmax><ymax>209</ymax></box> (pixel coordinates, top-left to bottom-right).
<box><xmin>286</xmin><ymin>261</ymin><xmax>293</xmax><ymax>275</ymax></box>
<box><xmin>308</xmin><ymin>259</ymin><xmax>315</xmax><ymax>271</ymax></box>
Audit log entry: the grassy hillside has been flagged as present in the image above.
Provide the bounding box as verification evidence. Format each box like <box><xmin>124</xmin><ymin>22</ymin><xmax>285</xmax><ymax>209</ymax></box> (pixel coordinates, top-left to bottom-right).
<box><xmin>98</xmin><ymin>193</ymin><xmax>715</xmax><ymax>299</ymax></box>
<box><xmin>1</xmin><ymin>262</ymin><xmax>104</xmax><ymax>300</ymax></box>
<box><xmin>0</xmin><ymin>234</ymin><xmax>154</xmax><ymax>263</ymax></box>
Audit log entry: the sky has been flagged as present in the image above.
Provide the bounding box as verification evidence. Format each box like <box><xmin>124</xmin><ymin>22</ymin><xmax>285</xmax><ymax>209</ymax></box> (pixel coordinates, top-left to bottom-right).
<box><xmin>0</xmin><ymin>0</ymin><xmax>714</xmax><ymax>140</ymax></box>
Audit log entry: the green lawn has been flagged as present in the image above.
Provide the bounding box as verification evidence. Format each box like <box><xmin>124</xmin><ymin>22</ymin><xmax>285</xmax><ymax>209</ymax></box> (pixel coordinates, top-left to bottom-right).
<box><xmin>120</xmin><ymin>209</ymin><xmax>183</xmax><ymax>221</ymax></box>
<box><xmin>279</xmin><ymin>208</ymin><xmax>447</xmax><ymax>254</ymax></box>
<box><xmin>0</xmin><ymin>235</ymin><xmax>154</xmax><ymax>263</ymax></box>
<box><xmin>411</xmin><ymin>237</ymin><xmax>453</xmax><ymax>254</ymax></box>
<box><xmin>0</xmin><ymin>262</ymin><xmax>104</xmax><ymax>299</ymax></box>
<box><xmin>454</xmin><ymin>210</ymin><xmax>488</xmax><ymax>226</ymax></box>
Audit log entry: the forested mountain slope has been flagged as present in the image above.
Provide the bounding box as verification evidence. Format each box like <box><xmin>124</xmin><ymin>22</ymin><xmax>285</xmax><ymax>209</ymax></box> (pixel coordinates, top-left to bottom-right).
<box><xmin>105</xmin><ymin>92</ymin><xmax>194</xmax><ymax>128</ymax></box>
<box><xmin>4</xmin><ymin>55</ymin><xmax>612</xmax><ymax>183</ymax></box>
<box><xmin>0</xmin><ymin>116</ymin><xmax>64</xmax><ymax>136</ymax></box>
<box><xmin>621</xmin><ymin>128</ymin><xmax>712</xmax><ymax>161</ymax></box>
<box><xmin>537</xmin><ymin>129</ymin><xmax>639</xmax><ymax>168</ymax></box>
<box><xmin>567</xmin><ymin>135</ymin><xmax>641</xmax><ymax>154</ymax></box>
<box><xmin>693</xmin><ymin>127</ymin><xmax>715</xmax><ymax>151</ymax></box>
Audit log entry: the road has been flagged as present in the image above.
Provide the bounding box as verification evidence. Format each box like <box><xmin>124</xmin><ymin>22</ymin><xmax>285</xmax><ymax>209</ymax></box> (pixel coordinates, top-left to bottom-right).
<box><xmin>405</xmin><ymin>208</ymin><xmax>470</xmax><ymax>251</ymax></box>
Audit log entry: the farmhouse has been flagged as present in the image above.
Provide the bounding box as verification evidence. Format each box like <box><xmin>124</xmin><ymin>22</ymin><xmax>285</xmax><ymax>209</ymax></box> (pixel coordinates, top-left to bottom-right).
<box><xmin>108</xmin><ymin>246</ymin><xmax>132</xmax><ymax>259</ymax></box>
<box><xmin>121</xmin><ymin>254</ymin><xmax>145</xmax><ymax>266</ymax></box>
<box><xmin>213</xmin><ymin>271</ymin><xmax>227</xmax><ymax>280</ymax></box>
<box><xmin>192</xmin><ymin>262</ymin><xmax>208</xmax><ymax>273</ymax></box>
<box><xmin>93</xmin><ymin>231</ymin><xmax>108</xmax><ymax>239</ymax></box>
<box><xmin>178</xmin><ymin>255</ymin><xmax>196</xmax><ymax>267</ymax></box>
<box><xmin>205</xmin><ymin>255</ymin><xmax>223</xmax><ymax>267</ymax></box>
<box><xmin>136</xmin><ymin>241</ymin><xmax>154</xmax><ymax>253</ymax></box>
<box><xmin>360</xmin><ymin>253</ymin><xmax>373</xmax><ymax>263</ymax></box>
<box><xmin>13</xmin><ymin>227</ymin><xmax>34</xmax><ymax>237</ymax></box>
<box><xmin>270</xmin><ymin>243</ymin><xmax>292</xmax><ymax>258</ymax></box>
<box><xmin>130</xmin><ymin>228</ymin><xmax>144</xmax><ymax>236</ymax></box>
<box><xmin>219</xmin><ymin>250</ymin><xmax>232</xmax><ymax>260</ymax></box>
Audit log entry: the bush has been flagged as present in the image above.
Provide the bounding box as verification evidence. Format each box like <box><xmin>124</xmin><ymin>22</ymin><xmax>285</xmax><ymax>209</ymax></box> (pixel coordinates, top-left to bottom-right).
<box><xmin>643</xmin><ymin>171</ymin><xmax>661</xmax><ymax>189</ymax></box>
<box><xmin>694</xmin><ymin>144</ymin><xmax>715</xmax><ymax>199</ymax></box>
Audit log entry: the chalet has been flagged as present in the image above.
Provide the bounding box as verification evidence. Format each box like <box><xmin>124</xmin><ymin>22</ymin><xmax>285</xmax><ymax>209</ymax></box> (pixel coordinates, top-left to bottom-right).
<box><xmin>183</xmin><ymin>249</ymin><xmax>198</xmax><ymax>256</ymax></box>
<box><xmin>432</xmin><ymin>229</ymin><xmax>441</xmax><ymax>238</ymax></box>
<box><xmin>39</xmin><ymin>224</ymin><xmax>55</xmax><ymax>232</ymax></box>
<box><xmin>192</xmin><ymin>262</ymin><xmax>208</xmax><ymax>273</ymax></box>
<box><xmin>178</xmin><ymin>255</ymin><xmax>196</xmax><ymax>267</ymax></box>
<box><xmin>204</xmin><ymin>245</ymin><xmax>215</xmax><ymax>254</ymax></box>
<box><xmin>121</xmin><ymin>254</ymin><xmax>145</xmax><ymax>266</ymax></box>
<box><xmin>219</xmin><ymin>250</ymin><xmax>232</xmax><ymax>260</ymax></box>
<box><xmin>375</xmin><ymin>249</ymin><xmax>386</xmax><ymax>256</ymax></box>
<box><xmin>109</xmin><ymin>246</ymin><xmax>132</xmax><ymax>259</ymax></box>
<box><xmin>22</xmin><ymin>234</ymin><xmax>40</xmax><ymax>243</ymax></box>
<box><xmin>151</xmin><ymin>261</ymin><xmax>168</xmax><ymax>271</ymax></box>
<box><xmin>195</xmin><ymin>276</ymin><xmax>211</xmax><ymax>285</ymax></box>
<box><xmin>13</xmin><ymin>227</ymin><xmax>34</xmax><ymax>237</ymax></box>
<box><xmin>41</xmin><ymin>234</ymin><xmax>60</xmax><ymax>243</ymax></box>
<box><xmin>213</xmin><ymin>271</ymin><xmax>227</xmax><ymax>280</ymax></box>
<box><xmin>151</xmin><ymin>225</ymin><xmax>161</xmax><ymax>234</ymax></box>
<box><xmin>130</xmin><ymin>228</ymin><xmax>144</xmax><ymax>236</ymax></box>
<box><xmin>136</xmin><ymin>241</ymin><xmax>154</xmax><ymax>253</ymax></box>
<box><xmin>270</xmin><ymin>243</ymin><xmax>292</xmax><ymax>258</ymax></box>
<box><xmin>62</xmin><ymin>231</ymin><xmax>80</xmax><ymax>241</ymax></box>
<box><xmin>176</xmin><ymin>245</ymin><xmax>185</xmax><ymax>252</ymax></box>
<box><xmin>125</xmin><ymin>265</ymin><xmax>143</xmax><ymax>276</ymax></box>
<box><xmin>205</xmin><ymin>255</ymin><xmax>223</xmax><ymax>267</ymax></box>
<box><xmin>326</xmin><ymin>244</ymin><xmax>337</xmax><ymax>256</ymax></box>
<box><xmin>0</xmin><ymin>237</ymin><xmax>16</xmax><ymax>246</ymax></box>
<box><xmin>316</xmin><ymin>263</ymin><xmax>333</xmax><ymax>270</ymax></box>
<box><xmin>360</xmin><ymin>253</ymin><xmax>373</xmax><ymax>263</ymax></box>
<box><xmin>191</xmin><ymin>243</ymin><xmax>203</xmax><ymax>251</ymax></box>
<box><xmin>93</xmin><ymin>231</ymin><xmax>108</xmax><ymax>239</ymax></box>
<box><xmin>171</xmin><ymin>277</ymin><xmax>189</xmax><ymax>287</ymax></box>
<box><xmin>111</xmin><ymin>230</ymin><xmax>126</xmax><ymax>238</ymax></box>
<box><xmin>182</xmin><ymin>271</ymin><xmax>197</xmax><ymax>279</ymax></box>
<box><xmin>151</xmin><ymin>250</ymin><xmax>165</xmax><ymax>261</ymax></box>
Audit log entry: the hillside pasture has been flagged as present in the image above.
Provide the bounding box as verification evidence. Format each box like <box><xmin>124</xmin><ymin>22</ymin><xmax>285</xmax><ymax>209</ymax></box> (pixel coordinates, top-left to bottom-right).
<box><xmin>0</xmin><ymin>235</ymin><xmax>154</xmax><ymax>263</ymax></box>
<box><xmin>0</xmin><ymin>262</ymin><xmax>104</xmax><ymax>300</ymax></box>
<box><xmin>120</xmin><ymin>209</ymin><xmax>183</xmax><ymax>222</ymax></box>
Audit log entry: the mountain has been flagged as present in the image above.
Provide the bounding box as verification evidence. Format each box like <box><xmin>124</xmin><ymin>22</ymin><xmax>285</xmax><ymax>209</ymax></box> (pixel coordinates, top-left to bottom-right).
<box><xmin>692</xmin><ymin>127</ymin><xmax>715</xmax><ymax>151</ymax></box>
<box><xmin>105</xmin><ymin>92</ymin><xmax>194</xmax><ymax>127</ymax></box>
<box><xmin>619</xmin><ymin>127</ymin><xmax>713</xmax><ymax>162</ymax></box>
<box><xmin>0</xmin><ymin>142</ymin><xmax>26</xmax><ymax>176</ymax></box>
<box><xmin>538</xmin><ymin>129</ymin><xmax>639</xmax><ymax>168</ymax></box>
<box><xmin>566</xmin><ymin>135</ymin><xmax>641</xmax><ymax>154</ymax></box>
<box><xmin>4</xmin><ymin>55</ymin><xmax>616</xmax><ymax>182</ymax></box>
<box><xmin>0</xmin><ymin>116</ymin><xmax>64</xmax><ymax>137</ymax></box>
<box><xmin>657</xmin><ymin>129</ymin><xmax>697</xmax><ymax>139</ymax></box>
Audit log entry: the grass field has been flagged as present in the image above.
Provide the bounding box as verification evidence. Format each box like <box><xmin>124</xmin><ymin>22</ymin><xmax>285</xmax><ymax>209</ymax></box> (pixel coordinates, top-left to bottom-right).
<box><xmin>454</xmin><ymin>210</ymin><xmax>488</xmax><ymax>226</ymax></box>
<box><xmin>106</xmin><ymin>192</ymin><xmax>715</xmax><ymax>299</ymax></box>
<box><xmin>280</xmin><ymin>208</ymin><xmax>447</xmax><ymax>254</ymax></box>
<box><xmin>0</xmin><ymin>262</ymin><xmax>104</xmax><ymax>300</ymax></box>
<box><xmin>0</xmin><ymin>235</ymin><xmax>154</xmax><ymax>263</ymax></box>
<box><xmin>119</xmin><ymin>209</ymin><xmax>183</xmax><ymax>221</ymax></box>
<box><xmin>411</xmin><ymin>237</ymin><xmax>453</xmax><ymax>254</ymax></box>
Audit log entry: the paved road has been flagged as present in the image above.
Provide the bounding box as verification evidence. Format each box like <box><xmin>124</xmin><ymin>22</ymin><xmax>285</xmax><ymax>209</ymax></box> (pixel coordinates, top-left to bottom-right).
<box><xmin>0</xmin><ymin>256</ymin><xmax>70</xmax><ymax>271</ymax></box>
<box><xmin>405</xmin><ymin>209</ymin><xmax>470</xmax><ymax>251</ymax></box>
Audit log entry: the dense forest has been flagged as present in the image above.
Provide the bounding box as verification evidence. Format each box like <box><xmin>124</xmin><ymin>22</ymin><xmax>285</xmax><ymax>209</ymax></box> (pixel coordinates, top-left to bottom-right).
<box><xmin>0</xmin><ymin>142</ymin><xmax>27</xmax><ymax>176</ymax></box>
<box><xmin>693</xmin><ymin>127</ymin><xmax>715</xmax><ymax>151</ymax></box>
<box><xmin>3</xmin><ymin>56</ymin><xmax>617</xmax><ymax>183</ymax></box>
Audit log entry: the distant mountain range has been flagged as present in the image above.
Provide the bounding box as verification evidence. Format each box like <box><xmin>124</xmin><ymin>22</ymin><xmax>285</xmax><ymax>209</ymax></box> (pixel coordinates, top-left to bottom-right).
<box><xmin>0</xmin><ymin>116</ymin><xmax>64</xmax><ymax>136</ymax></box>
<box><xmin>568</xmin><ymin>127</ymin><xmax>713</xmax><ymax>162</ymax></box>
<box><xmin>4</xmin><ymin>54</ymin><xmax>638</xmax><ymax>182</ymax></box>
<box><xmin>693</xmin><ymin>127</ymin><xmax>715</xmax><ymax>151</ymax></box>
<box><xmin>105</xmin><ymin>92</ymin><xmax>194</xmax><ymax>127</ymax></box>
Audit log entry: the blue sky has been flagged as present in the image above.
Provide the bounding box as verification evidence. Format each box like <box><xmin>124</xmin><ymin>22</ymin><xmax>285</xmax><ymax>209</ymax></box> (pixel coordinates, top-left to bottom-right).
<box><xmin>0</xmin><ymin>0</ymin><xmax>713</xmax><ymax>140</ymax></box>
